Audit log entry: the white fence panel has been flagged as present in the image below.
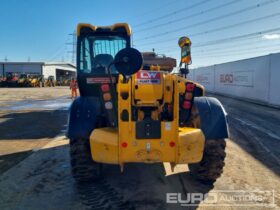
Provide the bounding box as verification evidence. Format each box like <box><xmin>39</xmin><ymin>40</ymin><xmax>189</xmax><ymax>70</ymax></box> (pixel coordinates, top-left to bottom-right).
<box><xmin>188</xmin><ymin>69</ymin><xmax>195</xmax><ymax>81</ymax></box>
<box><xmin>190</xmin><ymin>53</ymin><xmax>280</xmax><ymax>106</ymax></box>
<box><xmin>193</xmin><ymin>66</ymin><xmax>215</xmax><ymax>92</ymax></box>
<box><xmin>269</xmin><ymin>53</ymin><xmax>280</xmax><ymax>106</ymax></box>
<box><xmin>214</xmin><ymin>55</ymin><xmax>270</xmax><ymax>103</ymax></box>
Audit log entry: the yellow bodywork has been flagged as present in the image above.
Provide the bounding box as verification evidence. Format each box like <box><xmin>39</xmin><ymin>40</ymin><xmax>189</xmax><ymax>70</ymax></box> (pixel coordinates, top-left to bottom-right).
<box><xmin>90</xmin><ymin>128</ymin><xmax>118</xmax><ymax>164</ymax></box>
<box><xmin>90</xmin><ymin>71</ymin><xmax>205</xmax><ymax>165</ymax></box>
<box><xmin>77</xmin><ymin>23</ymin><xmax>132</xmax><ymax>37</ymax></box>
<box><xmin>90</xmin><ymin>126</ymin><xmax>204</xmax><ymax>164</ymax></box>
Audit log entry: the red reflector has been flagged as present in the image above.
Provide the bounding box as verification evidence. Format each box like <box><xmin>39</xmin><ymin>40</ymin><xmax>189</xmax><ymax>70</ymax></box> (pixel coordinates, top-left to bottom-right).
<box><xmin>183</xmin><ymin>101</ymin><xmax>191</xmax><ymax>109</ymax></box>
<box><xmin>121</xmin><ymin>142</ymin><xmax>128</xmax><ymax>148</ymax></box>
<box><xmin>169</xmin><ymin>141</ymin><xmax>176</xmax><ymax>147</ymax></box>
<box><xmin>186</xmin><ymin>83</ymin><xmax>195</xmax><ymax>91</ymax></box>
<box><xmin>101</xmin><ymin>84</ymin><xmax>110</xmax><ymax>92</ymax></box>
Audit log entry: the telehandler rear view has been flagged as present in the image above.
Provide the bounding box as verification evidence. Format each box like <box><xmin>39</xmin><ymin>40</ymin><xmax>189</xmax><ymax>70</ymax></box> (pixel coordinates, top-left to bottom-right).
<box><xmin>67</xmin><ymin>23</ymin><xmax>229</xmax><ymax>184</ymax></box>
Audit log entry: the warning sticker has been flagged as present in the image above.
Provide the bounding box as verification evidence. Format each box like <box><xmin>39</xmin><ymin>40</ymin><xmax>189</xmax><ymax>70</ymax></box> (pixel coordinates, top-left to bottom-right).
<box><xmin>165</xmin><ymin>122</ymin><xmax>171</xmax><ymax>131</ymax></box>
<box><xmin>136</xmin><ymin>71</ymin><xmax>161</xmax><ymax>84</ymax></box>
<box><xmin>86</xmin><ymin>77</ymin><xmax>116</xmax><ymax>84</ymax></box>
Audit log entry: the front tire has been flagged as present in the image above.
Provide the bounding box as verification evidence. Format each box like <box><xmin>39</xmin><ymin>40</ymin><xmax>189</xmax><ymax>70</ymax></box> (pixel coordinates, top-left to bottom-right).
<box><xmin>70</xmin><ymin>138</ymin><xmax>102</xmax><ymax>182</ymax></box>
<box><xmin>189</xmin><ymin>139</ymin><xmax>226</xmax><ymax>184</ymax></box>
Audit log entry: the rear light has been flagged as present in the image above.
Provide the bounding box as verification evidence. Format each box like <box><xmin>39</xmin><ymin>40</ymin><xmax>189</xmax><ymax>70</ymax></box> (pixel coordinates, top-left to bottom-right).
<box><xmin>186</xmin><ymin>83</ymin><xmax>195</xmax><ymax>91</ymax></box>
<box><xmin>169</xmin><ymin>141</ymin><xmax>176</xmax><ymax>147</ymax></box>
<box><xmin>105</xmin><ymin>102</ymin><xmax>113</xmax><ymax>109</ymax></box>
<box><xmin>185</xmin><ymin>92</ymin><xmax>193</xmax><ymax>100</ymax></box>
<box><xmin>121</xmin><ymin>142</ymin><xmax>128</xmax><ymax>148</ymax></box>
<box><xmin>101</xmin><ymin>84</ymin><xmax>110</xmax><ymax>92</ymax></box>
<box><xmin>183</xmin><ymin>101</ymin><xmax>191</xmax><ymax>109</ymax></box>
<box><xmin>103</xmin><ymin>93</ymin><xmax>111</xmax><ymax>101</ymax></box>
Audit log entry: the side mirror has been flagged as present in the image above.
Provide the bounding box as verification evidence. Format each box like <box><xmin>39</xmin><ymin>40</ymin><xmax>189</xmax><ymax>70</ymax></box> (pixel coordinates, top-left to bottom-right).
<box><xmin>114</xmin><ymin>48</ymin><xmax>143</xmax><ymax>76</ymax></box>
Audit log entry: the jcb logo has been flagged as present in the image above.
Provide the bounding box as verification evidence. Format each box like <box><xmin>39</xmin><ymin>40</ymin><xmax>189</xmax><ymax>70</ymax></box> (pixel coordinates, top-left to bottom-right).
<box><xmin>220</xmin><ymin>74</ymin><xmax>233</xmax><ymax>83</ymax></box>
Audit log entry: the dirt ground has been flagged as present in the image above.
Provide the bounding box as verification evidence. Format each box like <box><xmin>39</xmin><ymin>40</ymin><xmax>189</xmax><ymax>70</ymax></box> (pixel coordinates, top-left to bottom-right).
<box><xmin>0</xmin><ymin>87</ymin><xmax>70</xmax><ymax>101</ymax></box>
<box><xmin>0</xmin><ymin>88</ymin><xmax>279</xmax><ymax>210</ymax></box>
<box><xmin>0</xmin><ymin>87</ymin><xmax>71</xmax><ymax>174</ymax></box>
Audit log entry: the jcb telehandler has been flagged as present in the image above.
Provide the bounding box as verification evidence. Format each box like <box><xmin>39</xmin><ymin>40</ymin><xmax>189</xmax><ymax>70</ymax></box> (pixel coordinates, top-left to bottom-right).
<box><xmin>67</xmin><ymin>23</ymin><xmax>228</xmax><ymax>184</ymax></box>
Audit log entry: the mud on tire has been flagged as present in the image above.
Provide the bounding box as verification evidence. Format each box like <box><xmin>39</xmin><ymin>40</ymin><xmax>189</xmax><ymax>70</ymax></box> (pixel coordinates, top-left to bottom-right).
<box><xmin>189</xmin><ymin>139</ymin><xmax>226</xmax><ymax>184</ymax></box>
<box><xmin>70</xmin><ymin>138</ymin><xmax>101</xmax><ymax>182</ymax></box>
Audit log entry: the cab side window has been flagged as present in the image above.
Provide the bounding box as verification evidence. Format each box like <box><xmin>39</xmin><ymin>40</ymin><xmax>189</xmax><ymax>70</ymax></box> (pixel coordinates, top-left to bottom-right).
<box><xmin>80</xmin><ymin>38</ymin><xmax>92</xmax><ymax>73</ymax></box>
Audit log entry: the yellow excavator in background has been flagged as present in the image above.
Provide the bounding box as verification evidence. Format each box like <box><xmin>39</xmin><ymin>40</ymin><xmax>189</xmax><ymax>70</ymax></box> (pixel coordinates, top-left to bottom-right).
<box><xmin>45</xmin><ymin>76</ymin><xmax>55</xmax><ymax>87</ymax></box>
<box><xmin>67</xmin><ymin>23</ymin><xmax>229</xmax><ymax>184</ymax></box>
<box><xmin>30</xmin><ymin>75</ymin><xmax>44</xmax><ymax>87</ymax></box>
<box><xmin>18</xmin><ymin>74</ymin><xmax>30</xmax><ymax>87</ymax></box>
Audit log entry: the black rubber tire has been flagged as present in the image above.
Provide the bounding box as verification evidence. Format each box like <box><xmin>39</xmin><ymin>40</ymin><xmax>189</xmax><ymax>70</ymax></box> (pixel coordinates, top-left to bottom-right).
<box><xmin>70</xmin><ymin>138</ymin><xmax>102</xmax><ymax>182</ymax></box>
<box><xmin>189</xmin><ymin>139</ymin><xmax>226</xmax><ymax>184</ymax></box>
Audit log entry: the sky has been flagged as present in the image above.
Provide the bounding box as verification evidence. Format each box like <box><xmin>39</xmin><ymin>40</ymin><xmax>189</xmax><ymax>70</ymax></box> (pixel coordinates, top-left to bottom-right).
<box><xmin>0</xmin><ymin>0</ymin><xmax>280</xmax><ymax>67</ymax></box>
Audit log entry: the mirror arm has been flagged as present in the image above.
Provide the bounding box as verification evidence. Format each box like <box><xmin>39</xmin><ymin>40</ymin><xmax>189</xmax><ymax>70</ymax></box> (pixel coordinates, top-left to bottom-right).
<box><xmin>179</xmin><ymin>63</ymin><xmax>189</xmax><ymax>78</ymax></box>
<box><xmin>114</xmin><ymin>59</ymin><xmax>129</xmax><ymax>83</ymax></box>
<box><xmin>122</xmin><ymin>74</ymin><xmax>128</xmax><ymax>83</ymax></box>
<box><xmin>107</xmin><ymin>62</ymin><xmax>118</xmax><ymax>86</ymax></box>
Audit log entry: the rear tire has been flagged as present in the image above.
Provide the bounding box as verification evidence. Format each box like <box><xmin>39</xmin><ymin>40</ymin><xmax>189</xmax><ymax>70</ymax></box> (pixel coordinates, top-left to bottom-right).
<box><xmin>70</xmin><ymin>138</ymin><xmax>102</xmax><ymax>182</ymax></box>
<box><xmin>189</xmin><ymin>139</ymin><xmax>226</xmax><ymax>184</ymax></box>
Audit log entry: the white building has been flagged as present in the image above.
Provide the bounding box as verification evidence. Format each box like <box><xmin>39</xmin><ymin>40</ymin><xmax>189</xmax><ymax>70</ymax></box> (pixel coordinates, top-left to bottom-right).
<box><xmin>43</xmin><ymin>63</ymin><xmax>76</xmax><ymax>81</ymax></box>
<box><xmin>0</xmin><ymin>62</ymin><xmax>76</xmax><ymax>80</ymax></box>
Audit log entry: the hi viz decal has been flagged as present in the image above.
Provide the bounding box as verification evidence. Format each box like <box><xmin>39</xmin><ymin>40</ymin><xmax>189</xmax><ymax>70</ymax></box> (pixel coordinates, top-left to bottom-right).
<box><xmin>136</xmin><ymin>71</ymin><xmax>161</xmax><ymax>84</ymax></box>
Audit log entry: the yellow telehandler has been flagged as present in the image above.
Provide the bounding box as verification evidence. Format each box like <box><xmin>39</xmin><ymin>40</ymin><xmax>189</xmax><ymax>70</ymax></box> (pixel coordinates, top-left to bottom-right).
<box><xmin>67</xmin><ymin>23</ymin><xmax>228</xmax><ymax>184</ymax></box>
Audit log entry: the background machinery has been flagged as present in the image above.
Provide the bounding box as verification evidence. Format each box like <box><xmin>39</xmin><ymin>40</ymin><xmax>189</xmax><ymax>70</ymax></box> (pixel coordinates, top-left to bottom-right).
<box><xmin>18</xmin><ymin>74</ymin><xmax>30</xmax><ymax>87</ymax></box>
<box><xmin>45</xmin><ymin>76</ymin><xmax>55</xmax><ymax>87</ymax></box>
<box><xmin>141</xmin><ymin>52</ymin><xmax>176</xmax><ymax>72</ymax></box>
<box><xmin>18</xmin><ymin>74</ymin><xmax>44</xmax><ymax>87</ymax></box>
<box><xmin>67</xmin><ymin>23</ymin><xmax>229</xmax><ymax>184</ymax></box>
<box><xmin>29</xmin><ymin>74</ymin><xmax>44</xmax><ymax>87</ymax></box>
<box><xmin>1</xmin><ymin>73</ymin><xmax>19</xmax><ymax>87</ymax></box>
